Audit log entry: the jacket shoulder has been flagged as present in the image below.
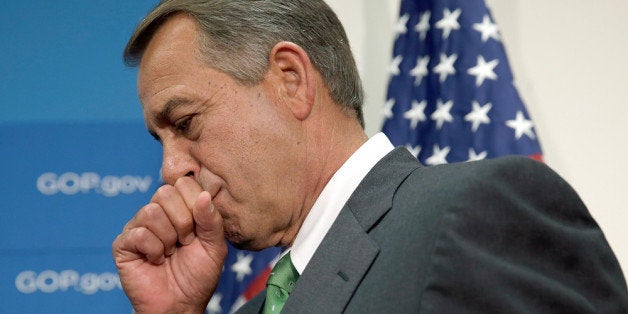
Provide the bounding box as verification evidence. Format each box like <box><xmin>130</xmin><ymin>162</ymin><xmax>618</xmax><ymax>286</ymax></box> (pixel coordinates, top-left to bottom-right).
<box><xmin>389</xmin><ymin>157</ymin><xmax>628</xmax><ymax>313</ymax></box>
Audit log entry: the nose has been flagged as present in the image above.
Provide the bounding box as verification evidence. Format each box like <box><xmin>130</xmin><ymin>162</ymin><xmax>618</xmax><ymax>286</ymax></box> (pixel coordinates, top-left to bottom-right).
<box><xmin>160</xmin><ymin>141</ymin><xmax>198</xmax><ymax>185</ymax></box>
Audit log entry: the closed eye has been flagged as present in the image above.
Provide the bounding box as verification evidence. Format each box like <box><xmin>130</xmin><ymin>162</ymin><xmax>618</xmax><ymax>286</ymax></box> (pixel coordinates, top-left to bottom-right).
<box><xmin>174</xmin><ymin>116</ymin><xmax>193</xmax><ymax>135</ymax></box>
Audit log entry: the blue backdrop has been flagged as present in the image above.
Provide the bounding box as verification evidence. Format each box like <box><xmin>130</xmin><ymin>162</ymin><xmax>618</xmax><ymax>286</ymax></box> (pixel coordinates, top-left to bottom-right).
<box><xmin>3</xmin><ymin>1</ymin><xmax>177</xmax><ymax>313</ymax></box>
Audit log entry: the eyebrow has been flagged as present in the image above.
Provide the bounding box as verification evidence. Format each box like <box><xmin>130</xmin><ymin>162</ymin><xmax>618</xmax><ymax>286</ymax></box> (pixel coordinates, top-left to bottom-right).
<box><xmin>157</xmin><ymin>97</ymin><xmax>194</xmax><ymax>122</ymax></box>
<box><xmin>148</xmin><ymin>97</ymin><xmax>194</xmax><ymax>142</ymax></box>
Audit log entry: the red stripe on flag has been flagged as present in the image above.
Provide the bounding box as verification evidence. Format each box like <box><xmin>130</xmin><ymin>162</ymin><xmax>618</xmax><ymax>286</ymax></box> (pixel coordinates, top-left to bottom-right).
<box><xmin>529</xmin><ymin>154</ymin><xmax>543</xmax><ymax>162</ymax></box>
<box><xmin>242</xmin><ymin>265</ymin><xmax>272</xmax><ymax>300</ymax></box>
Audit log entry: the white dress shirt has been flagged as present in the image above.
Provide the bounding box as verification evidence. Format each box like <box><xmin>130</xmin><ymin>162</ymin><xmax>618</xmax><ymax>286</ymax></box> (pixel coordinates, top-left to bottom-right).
<box><xmin>289</xmin><ymin>133</ymin><xmax>394</xmax><ymax>274</ymax></box>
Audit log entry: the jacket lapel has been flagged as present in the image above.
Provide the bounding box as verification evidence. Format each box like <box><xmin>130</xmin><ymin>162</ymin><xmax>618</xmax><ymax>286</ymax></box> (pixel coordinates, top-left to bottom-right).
<box><xmin>282</xmin><ymin>148</ymin><xmax>421</xmax><ymax>313</ymax></box>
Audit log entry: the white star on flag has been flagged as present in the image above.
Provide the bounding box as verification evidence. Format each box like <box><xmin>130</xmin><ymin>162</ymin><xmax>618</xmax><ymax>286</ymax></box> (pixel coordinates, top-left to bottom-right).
<box><xmin>433</xmin><ymin>53</ymin><xmax>457</xmax><ymax>83</ymax></box>
<box><xmin>426</xmin><ymin>145</ymin><xmax>450</xmax><ymax>166</ymax></box>
<box><xmin>467</xmin><ymin>148</ymin><xmax>488</xmax><ymax>162</ymax></box>
<box><xmin>415</xmin><ymin>11</ymin><xmax>431</xmax><ymax>41</ymax></box>
<box><xmin>382</xmin><ymin>99</ymin><xmax>395</xmax><ymax>119</ymax></box>
<box><xmin>405</xmin><ymin>144</ymin><xmax>421</xmax><ymax>158</ymax></box>
<box><xmin>403</xmin><ymin>100</ymin><xmax>427</xmax><ymax>129</ymax></box>
<box><xmin>431</xmin><ymin>99</ymin><xmax>454</xmax><ymax>129</ymax></box>
<box><xmin>231</xmin><ymin>252</ymin><xmax>254</xmax><ymax>282</ymax></box>
<box><xmin>506</xmin><ymin>111</ymin><xmax>536</xmax><ymax>139</ymax></box>
<box><xmin>388</xmin><ymin>55</ymin><xmax>403</xmax><ymax>76</ymax></box>
<box><xmin>207</xmin><ymin>293</ymin><xmax>223</xmax><ymax>314</ymax></box>
<box><xmin>464</xmin><ymin>101</ymin><xmax>492</xmax><ymax>132</ymax></box>
<box><xmin>435</xmin><ymin>8</ymin><xmax>461</xmax><ymax>39</ymax></box>
<box><xmin>410</xmin><ymin>56</ymin><xmax>430</xmax><ymax>86</ymax></box>
<box><xmin>394</xmin><ymin>13</ymin><xmax>410</xmax><ymax>38</ymax></box>
<box><xmin>383</xmin><ymin>1</ymin><xmax>543</xmax><ymax>168</ymax></box>
<box><xmin>467</xmin><ymin>55</ymin><xmax>499</xmax><ymax>86</ymax></box>
<box><xmin>473</xmin><ymin>15</ymin><xmax>500</xmax><ymax>42</ymax></box>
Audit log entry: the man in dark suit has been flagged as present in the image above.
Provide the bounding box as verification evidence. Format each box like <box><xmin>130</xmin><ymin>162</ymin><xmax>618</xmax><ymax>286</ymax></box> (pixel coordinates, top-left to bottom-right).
<box><xmin>112</xmin><ymin>1</ymin><xmax>628</xmax><ymax>313</ymax></box>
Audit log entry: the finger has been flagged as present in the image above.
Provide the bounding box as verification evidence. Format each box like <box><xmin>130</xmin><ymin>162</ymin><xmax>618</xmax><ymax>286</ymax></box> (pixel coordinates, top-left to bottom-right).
<box><xmin>124</xmin><ymin>203</ymin><xmax>179</xmax><ymax>256</ymax></box>
<box><xmin>174</xmin><ymin>176</ymin><xmax>204</xmax><ymax>212</ymax></box>
<box><xmin>150</xmin><ymin>184</ymin><xmax>195</xmax><ymax>245</ymax></box>
<box><xmin>193</xmin><ymin>191</ymin><xmax>223</xmax><ymax>246</ymax></box>
<box><xmin>113</xmin><ymin>226</ymin><xmax>166</xmax><ymax>265</ymax></box>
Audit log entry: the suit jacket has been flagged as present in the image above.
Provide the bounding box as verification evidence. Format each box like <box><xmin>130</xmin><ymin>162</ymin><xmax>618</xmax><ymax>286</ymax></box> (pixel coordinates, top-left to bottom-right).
<box><xmin>237</xmin><ymin>148</ymin><xmax>628</xmax><ymax>313</ymax></box>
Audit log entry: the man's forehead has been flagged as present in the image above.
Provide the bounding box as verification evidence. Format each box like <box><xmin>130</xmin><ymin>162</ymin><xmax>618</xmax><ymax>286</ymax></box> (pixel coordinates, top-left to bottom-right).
<box><xmin>144</xmin><ymin>13</ymin><xmax>200</xmax><ymax>54</ymax></box>
<box><xmin>157</xmin><ymin>97</ymin><xmax>194</xmax><ymax>119</ymax></box>
<box><xmin>136</xmin><ymin>15</ymin><xmax>204</xmax><ymax>106</ymax></box>
<box><xmin>137</xmin><ymin>15</ymin><xmax>202</xmax><ymax>78</ymax></box>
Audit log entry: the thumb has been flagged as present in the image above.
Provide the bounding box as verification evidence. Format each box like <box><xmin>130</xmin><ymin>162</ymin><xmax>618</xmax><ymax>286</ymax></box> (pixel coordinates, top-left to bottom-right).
<box><xmin>193</xmin><ymin>191</ymin><xmax>225</xmax><ymax>247</ymax></box>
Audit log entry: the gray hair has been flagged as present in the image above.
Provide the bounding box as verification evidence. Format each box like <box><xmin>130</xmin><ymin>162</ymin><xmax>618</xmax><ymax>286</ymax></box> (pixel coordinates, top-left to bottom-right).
<box><xmin>124</xmin><ymin>0</ymin><xmax>364</xmax><ymax>127</ymax></box>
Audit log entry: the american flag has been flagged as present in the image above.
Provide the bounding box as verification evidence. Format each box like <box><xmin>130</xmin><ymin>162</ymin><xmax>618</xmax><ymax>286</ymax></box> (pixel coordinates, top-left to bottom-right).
<box><xmin>382</xmin><ymin>0</ymin><xmax>543</xmax><ymax>164</ymax></box>
<box><xmin>206</xmin><ymin>244</ymin><xmax>280</xmax><ymax>313</ymax></box>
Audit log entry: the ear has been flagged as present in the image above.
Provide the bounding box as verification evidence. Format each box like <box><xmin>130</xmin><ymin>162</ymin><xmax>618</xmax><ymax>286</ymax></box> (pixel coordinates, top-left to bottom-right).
<box><xmin>267</xmin><ymin>41</ymin><xmax>316</xmax><ymax>121</ymax></box>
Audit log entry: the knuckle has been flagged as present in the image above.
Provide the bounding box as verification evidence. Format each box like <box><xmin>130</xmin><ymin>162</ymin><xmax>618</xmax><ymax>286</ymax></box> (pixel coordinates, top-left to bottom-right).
<box><xmin>173</xmin><ymin>214</ymin><xmax>194</xmax><ymax>231</ymax></box>
<box><xmin>153</xmin><ymin>184</ymin><xmax>176</xmax><ymax>202</ymax></box>
<box><xmin>116</xmin><ymin>227</ymin><xmax>147</xmax><ymax>250</ymax></box>
<box><xmin>112</xmin><ymin>233</ymin><xmax>124</xmax><ymax>250</ymax></box>
<box><xmin>174</xmin><ymin>177</ymin><xmax>200</xmax><ymax>199</ymax></box>
<box><xmin>134</xmin><ymin>203</ymin><xmax>163</xmax><ymax>224</ymax></box>
<box><xmin>129</xmin><ymin>226</ymin><xmax>148</xmax><ymax>240</ymax></box>
<box><xmin>142</xmin><ymin>203</ymin><xmax>163</xmax><ymax>220</ymax></box>
<box><xmin>122</xmin><ymin>219</ymin><xmax>134</xmax><ymax>232</ymax></box>
<box><xmin>174</xmin><ymin>176</ymin><xmax>194</xmax><ymax>188</ymax></box>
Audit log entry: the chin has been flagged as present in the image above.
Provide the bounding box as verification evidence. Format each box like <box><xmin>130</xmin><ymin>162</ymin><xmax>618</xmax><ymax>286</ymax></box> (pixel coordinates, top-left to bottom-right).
<box><xmin>227</xmin><ymin>236</ymin><xmax>261</xmax><ymax>251</ymax></box>
<box><xmin>225</xmin><ymin>231</ymin><xmax>269</xmax><ymax>251</ymax></box>
<box><xmin>229</xmin><ymin>240</ymin><xmax>257</xmax><ymax>251</ymax></box>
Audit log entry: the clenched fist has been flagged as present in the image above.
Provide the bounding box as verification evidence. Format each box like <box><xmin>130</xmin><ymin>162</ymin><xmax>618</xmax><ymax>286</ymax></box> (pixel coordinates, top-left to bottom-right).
<box><xmin>112</xmin><ymin>176</ymin><xmax>228</xmax><ymax>313</ymax></box>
